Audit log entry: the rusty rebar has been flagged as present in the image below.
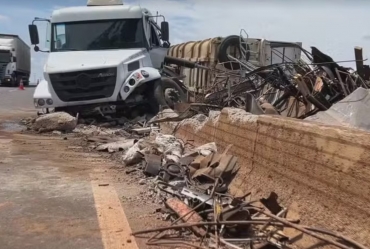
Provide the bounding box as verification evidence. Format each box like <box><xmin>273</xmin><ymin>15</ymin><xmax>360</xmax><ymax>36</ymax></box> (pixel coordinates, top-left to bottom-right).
<box><xmin>132</xmin><ymin>221</ymin><xmax>285</xmax><ymax>236</ymax></box>
<box><xmin>147</xmin><ymin>240</ymin><xmax>209</xmax><ymax>249</ymax></box>
<box><xmin>253</xmin><ymin>207</ymin><xmax>368</xmax><ymax>249</ymax></box>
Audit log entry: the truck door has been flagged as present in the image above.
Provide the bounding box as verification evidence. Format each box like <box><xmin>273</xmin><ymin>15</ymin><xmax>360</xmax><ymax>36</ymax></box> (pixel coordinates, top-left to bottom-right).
<box><xmin>148</xmin><ymin>24</ymin><xmax>168</xmax><ymax>69</ymax></box>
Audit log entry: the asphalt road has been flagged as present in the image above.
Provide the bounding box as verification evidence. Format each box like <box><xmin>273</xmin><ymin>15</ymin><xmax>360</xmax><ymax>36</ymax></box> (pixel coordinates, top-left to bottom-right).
<box><xmin>0</xmin><ymin>87</ymin><xmax>141</xmax><ymax>249</ymax></box>
<box><xmin>0</xmin><ymin>86</ymin><xmax>35</xmax><ymax>114</ymax></box>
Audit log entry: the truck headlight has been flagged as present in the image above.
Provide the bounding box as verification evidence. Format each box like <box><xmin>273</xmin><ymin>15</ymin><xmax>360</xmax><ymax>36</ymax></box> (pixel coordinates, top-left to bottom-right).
<box><xmin>141</xmin><ymin>70</ymin><xmax>149</xmax><ymax>78</ymax></box>
<box><xmin>37</xmin><ymin>99</ymin><xmax>45</xmax><ymax>106</ymax></box>
<box><xmin>128</xmin><ymin>78</ymin><xmax>135</xmax><ymax>86</ymax></box>
<box><xmin>46</xmin><ymin>99</ymin><xmax>53</xmax><ymax>105</ymax></box>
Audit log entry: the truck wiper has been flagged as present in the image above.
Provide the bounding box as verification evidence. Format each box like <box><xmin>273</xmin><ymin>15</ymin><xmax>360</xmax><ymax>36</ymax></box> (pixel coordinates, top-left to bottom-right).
<box><xmin>87</xmin><ymin>47</ymin><xmax>121</xmax><ymax>50</ymax></box>
<box><xmin>57</xmin><ymin>48</ymin><xmax>79</xmax><ymax>51</ymax></box>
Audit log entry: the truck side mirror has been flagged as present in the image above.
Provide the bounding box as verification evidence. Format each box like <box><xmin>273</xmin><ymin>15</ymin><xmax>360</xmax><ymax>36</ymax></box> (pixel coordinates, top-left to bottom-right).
<box><xmin>28</xmin><ymin>24</ymin><xmax>40</xmax><ymax>45</ymax></box>
<box><xmin>161</xmin><ymin>21</ymin><xmax>169</xmax><ymax>42</ymax></box>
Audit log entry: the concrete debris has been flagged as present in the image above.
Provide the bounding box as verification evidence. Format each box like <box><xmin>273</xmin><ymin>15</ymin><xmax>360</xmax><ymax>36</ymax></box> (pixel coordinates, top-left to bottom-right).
<box><xmin>32</xmin><ymin>112</ymin><xmax>78</xmax><ymax>133</ymax></box>
<box><xmin>148</xmin><ymin>108</ymin><xmax>179</xmax><ymax>124</ymax></box>
<box><xmin>306</xmin><ymin>87</ymin><xmax>370</xmax><ymax>131</ymax></box>
<box><xmin>52</xmin><ymin>130</ymin><xmax>62</xmax><ymax>135</ymax></box>
<box><xmin>73</xmin><ymin>125</ymin><xmax>124</xmax><ymax>136</ymax></box>
<box><xmin>121</xmin><ymin>133</ymin><xmax>184</xmax><ymax>166</ymax></box>
<box><xmin>122</xmin><ymin>139</ymin><xmax>146</xmax><ymax>166</ymax></box>
<box><xmin>182</xmin><ymin>142</ymin><xmax>218</xmax><ymax>157</ymax></box>
<box><xmin>147</xmin><ymin>103</ymin><xmax>215</xmax><ymax>125</ymax></box>
<box><xmin>21</xmin><ymin>117</ymin><xmax>36</xmax><ymax>126</ymax></box>
<box><xmin>96</xmin><ymin>139</ymin><xmax>137</xmax><ymax>153</ymax></box>
<box><xmin>155</xmin><ymin>133</ymin><xmax>184</xmax><ymax>164</ymax></box>
<box><xmin>131</xmin><ymin>126</ymin><xmax>160</xmax><ymax>135</ymax></box>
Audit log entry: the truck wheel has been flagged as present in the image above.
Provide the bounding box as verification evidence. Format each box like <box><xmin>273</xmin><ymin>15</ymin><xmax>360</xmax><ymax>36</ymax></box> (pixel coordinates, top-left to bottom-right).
<box><xmin>153</xmin><ymin>77</ymin><xmax>187</xmax><ymax>112</ymax></box>
<box><xmin>14</xmin><ymin>76</ymin><xmax>21</xmax><ymax>87</ymax></box>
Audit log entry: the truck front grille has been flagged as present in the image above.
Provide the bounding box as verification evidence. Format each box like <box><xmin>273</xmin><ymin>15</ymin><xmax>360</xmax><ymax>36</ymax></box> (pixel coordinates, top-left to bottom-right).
<box><xmin>49</xmin><ymin>67</ymin><xmax>117</xmax><ymax>102</ymax></box>
<box><xmin>0</xmin><ymin>64</ymin><xmax>6</xmax><ymax>80</ymax></box>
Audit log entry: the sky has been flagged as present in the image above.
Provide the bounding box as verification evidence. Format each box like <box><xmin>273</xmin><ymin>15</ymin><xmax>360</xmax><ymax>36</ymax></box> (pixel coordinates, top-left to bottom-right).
<box><xmin>0</xmin><ymin>0</ymin><xmax>369</xmax><ymax>82</ymax></box>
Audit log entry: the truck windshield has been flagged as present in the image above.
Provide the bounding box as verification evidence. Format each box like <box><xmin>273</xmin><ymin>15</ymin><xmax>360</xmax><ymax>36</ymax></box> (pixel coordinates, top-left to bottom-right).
<box><xmin>0</xmin><ymin>51</ymin><xmax>10</xmax><ymax>63</ymax></box>
<box><xmin>51</xmin><ymin>18</ymin><xmax>147</xmax><ymax>52</ymax></box>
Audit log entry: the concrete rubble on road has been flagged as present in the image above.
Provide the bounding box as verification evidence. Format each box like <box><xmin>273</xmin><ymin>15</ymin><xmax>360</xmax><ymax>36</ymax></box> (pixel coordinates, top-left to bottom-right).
<box><xmin>30</xmin><ymin>112</ymin><xmax>78</xmax><ymax>133</ymax></box>
<box><xmin>20</xmin><ymin>104</ymin><xmax>370</xmax><ymax>249</ymax></box>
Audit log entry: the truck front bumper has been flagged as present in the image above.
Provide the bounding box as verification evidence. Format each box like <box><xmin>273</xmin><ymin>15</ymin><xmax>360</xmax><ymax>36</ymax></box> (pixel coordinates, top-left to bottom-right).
<box><xmin>1</xmin><ymin>78</ymin><xmax>14</xmax><ymax>85</ymax></box>
<box><xmin>33</xmin><ymin>79</ymin><xmax>119</xmax><ymax>109</ymax></box>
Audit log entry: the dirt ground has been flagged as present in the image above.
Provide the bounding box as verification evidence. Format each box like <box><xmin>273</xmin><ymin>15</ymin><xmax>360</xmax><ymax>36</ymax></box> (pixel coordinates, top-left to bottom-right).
<box><xmin>0</xmin><ymin>87</ymin><xmax>169</xmax><ymax>249</ymax></box>
<box><xmin>0</xmin><ymin>121</ymin><xmax>172</xmax><ymax>249</ymax></box>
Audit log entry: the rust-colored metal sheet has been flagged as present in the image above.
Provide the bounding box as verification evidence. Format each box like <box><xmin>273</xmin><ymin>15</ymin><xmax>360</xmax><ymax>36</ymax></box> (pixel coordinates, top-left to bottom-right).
<box><xmin>167</xmin><ymin>37</ymin><xmax>223</xmax><ymax>93</ymax></box>
<box><xmin>168</xmin><ymin>37</ymin><xmax>222</xmax><ymax>63</ymax></box>
<box><xmin>165</xmin><ymin>198</ymin><xmax>207</xmax><ymax>237</ymax></box>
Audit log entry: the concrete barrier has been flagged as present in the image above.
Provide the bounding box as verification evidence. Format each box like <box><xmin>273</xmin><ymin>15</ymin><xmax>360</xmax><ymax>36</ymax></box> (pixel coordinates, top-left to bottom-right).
<box><xmin>161</xmin><ymin>108</ymin><xmax>370</xmax><ymax>247</ymax></box>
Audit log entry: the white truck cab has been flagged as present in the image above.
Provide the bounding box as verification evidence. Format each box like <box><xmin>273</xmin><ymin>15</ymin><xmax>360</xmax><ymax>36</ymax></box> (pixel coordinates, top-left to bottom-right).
<box><xmin>29</xmin><ymin>0</ymin><xmax>182</xmax><ymax>115</ymax></box>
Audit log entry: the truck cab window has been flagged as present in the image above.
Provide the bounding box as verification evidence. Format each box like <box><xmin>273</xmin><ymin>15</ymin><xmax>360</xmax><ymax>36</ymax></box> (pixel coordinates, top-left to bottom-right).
<box><xmin>51</xmin><ymin>19</ymin><xmax>147</xmax><ymax>52</ymax></box>
<box><xmin>54</xmin><ymin>24</ymin><xmax>66</xmax><ymax>49</ymax></box>
<box><xmin>150</xmin><ymin>25</ymin><xmax>160</xmax><ymax>47</ymax></box>
<box><xmin>0</xmin><ymin>51</ymin><xmax>11</xmax><ymax>63</ymax></box>
<box><xmin>45</xmin><ymin>22</ymin><xmax>52</xmax><ymax>49</ymax></box>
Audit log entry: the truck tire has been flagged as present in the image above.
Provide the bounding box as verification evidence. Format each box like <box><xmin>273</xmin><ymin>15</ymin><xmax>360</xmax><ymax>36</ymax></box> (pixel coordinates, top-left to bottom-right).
<box><xmin>12</xmin><ymin>78</ymin><xmax>17</xmax><ymax>87</ymax></box>
<box><xmin>152</xmin><ymin>77</ymin><xmax>187</xmax><ymax>112</ymax></box>
<box><xmin>14</xmin><ymin>75</ymin><xmax>21</xmax><ymax>87</ymax></box>
<box><xmin>217</xmin><ymin>35</ymin><xmax>250</xmax><ymax>70</ymax></box>
<box><xmin>23</xmin><ymin>78</ymin><xmax>29</xmax><ymax>86</ymax></box>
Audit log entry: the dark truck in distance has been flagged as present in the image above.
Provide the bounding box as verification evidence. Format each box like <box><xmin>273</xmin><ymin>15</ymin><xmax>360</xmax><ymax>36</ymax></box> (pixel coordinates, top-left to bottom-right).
<box><xmin>0</xmin><ymin>34</ymin><xmax>31</xmax><ymax>86</ymax></box>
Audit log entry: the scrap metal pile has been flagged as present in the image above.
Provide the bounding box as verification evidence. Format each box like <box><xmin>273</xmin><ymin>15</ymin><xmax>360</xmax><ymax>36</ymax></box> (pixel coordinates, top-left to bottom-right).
<box><xmin>91</xmin><ymin>130</ymin><xmax>368</xmax><ymax>249</ymax></box>
<box><xmin>165</xmin><ymin>32</ymin><xmax>370</xmax><ymax>119</ymax></box>
<box><xmin>205</xmin><ymin>48</ymin><xmax>369</xmax><ymax>119</ymax></box>
<box><xmin>22</xmin><ymin>108</ymin><xmax>369</xmax><ymax>249</ymax></box>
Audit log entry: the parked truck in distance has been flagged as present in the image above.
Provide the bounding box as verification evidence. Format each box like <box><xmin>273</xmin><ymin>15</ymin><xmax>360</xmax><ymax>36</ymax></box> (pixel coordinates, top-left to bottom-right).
<box><xmin>0</xmin><ymin>34</ymin><xmax>31</xmax><ymax>86</ymax></box>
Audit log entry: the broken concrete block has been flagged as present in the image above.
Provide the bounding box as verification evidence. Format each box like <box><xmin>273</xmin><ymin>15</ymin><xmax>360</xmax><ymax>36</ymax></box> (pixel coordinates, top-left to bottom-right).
<box><xmin>183</xmin><ymin>142</ymin><xmax>218</xmax><ymax>157</ymax></box>
<box><xmin>52</xmin><ymin>130</ymin><xmax>62</xmax><ymax>135</ymax></box>
<box><xmin>147</xmin><ymin>108</ymin><xmax>180</xmax><ymax>124</ymax></box>
<box><xmin>122</xmin><ymin>141</ymin><xmax>143</xmax><ymax>166</ymax></box>
<box><xmin>96</xmin><ymin>139</ymin><xmax>137</xmax><ymax>153</ymax></box>
<box><xmin>122</xmin><ymin>138</ymin><xmax>159</xmax><ymax>166</ymax></box>
<box><xmin>32</xmin><ymin>112</ymin><xmax>78</xmax><ymax>133</ymax></box>
<box><xmin>155</xmin><ymin>133</ymin><xmax>184</xmax><ymax>164</ymax></box>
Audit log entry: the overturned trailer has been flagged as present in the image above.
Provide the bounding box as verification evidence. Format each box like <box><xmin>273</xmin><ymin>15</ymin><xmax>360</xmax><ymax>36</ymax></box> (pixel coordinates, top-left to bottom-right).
<box><xmin>165</xmin><ymin>34</ymin><xmax>370</xmax><ymax>120</ymax></box>
<box><xmin>165</xmin><ymin>35</ymin><xmax>302</xmax><ymax>96</ymax></box>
